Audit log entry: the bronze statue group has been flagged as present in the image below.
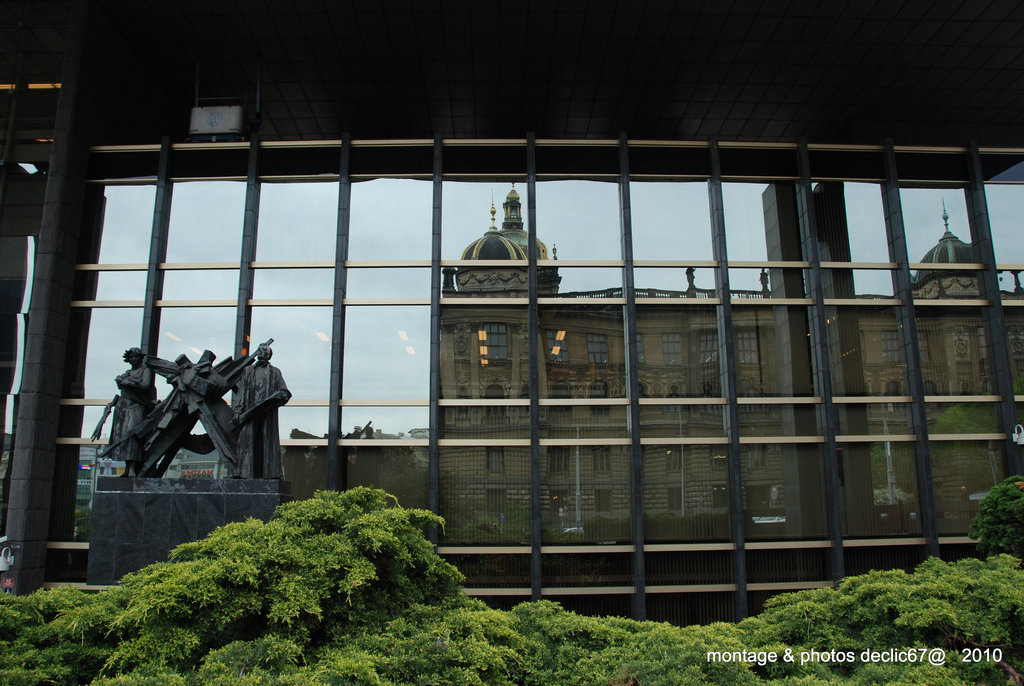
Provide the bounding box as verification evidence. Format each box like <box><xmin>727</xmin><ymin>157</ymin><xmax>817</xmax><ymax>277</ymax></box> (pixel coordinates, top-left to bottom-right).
<box><xmin>92</xmin><ymin>340</ymin><xmax>290</xmax><ymax>480</ymax></box>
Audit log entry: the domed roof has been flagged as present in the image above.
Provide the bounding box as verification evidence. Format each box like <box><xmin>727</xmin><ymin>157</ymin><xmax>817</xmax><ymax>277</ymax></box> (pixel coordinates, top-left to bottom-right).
<box><xmin>460</xmin><ymin>230</ymin><xmax>528</xmax><ymax>260</ymax></box>
<box><xmin>918</xmin><ymin>229</ymin><xmax>974</xmax><ymax>264</ymax></box>
<box><xmin>917</xmin><ymin>205</ymin><xmax>975</xmax><ymax>264</ymax></box>
<box><xmin>499</xmin><ymin>226</ymin><xmax>550</xmax><ymax>260</ymax></box>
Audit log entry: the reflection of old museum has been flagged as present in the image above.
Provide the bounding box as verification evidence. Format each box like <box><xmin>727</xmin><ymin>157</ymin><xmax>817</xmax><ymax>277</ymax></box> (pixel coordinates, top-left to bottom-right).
<box><xmin>2</xmin><ymin>2</ymin><xmax>1024</xmax><ymax>625</ymax></box>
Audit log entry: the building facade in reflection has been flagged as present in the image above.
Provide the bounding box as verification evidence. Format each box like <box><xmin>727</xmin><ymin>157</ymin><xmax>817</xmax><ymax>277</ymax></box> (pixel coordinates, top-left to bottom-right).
<box><xmin>8</xmin><ymin>139</ymin><xmax>1024</xmax><ymax>625</ymax></box>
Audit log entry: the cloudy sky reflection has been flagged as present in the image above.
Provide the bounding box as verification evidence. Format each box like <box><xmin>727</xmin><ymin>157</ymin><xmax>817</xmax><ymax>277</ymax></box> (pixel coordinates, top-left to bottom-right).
<box><xmin>80</xmin><ymin>177</ymin><xmax>1024</xmax><ymax>440</ymax></box>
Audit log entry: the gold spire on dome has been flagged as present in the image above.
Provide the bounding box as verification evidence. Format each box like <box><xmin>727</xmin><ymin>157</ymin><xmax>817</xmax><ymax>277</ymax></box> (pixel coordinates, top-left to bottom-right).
<box><xmin>942</xmin><ymin>199</ymin><xmax>950</xmax><ymax>234</ymax></box>
<box><xmin>490</xmin><ymin>195</ymin><xmax>497</xmax><ymax>230</ymax></box>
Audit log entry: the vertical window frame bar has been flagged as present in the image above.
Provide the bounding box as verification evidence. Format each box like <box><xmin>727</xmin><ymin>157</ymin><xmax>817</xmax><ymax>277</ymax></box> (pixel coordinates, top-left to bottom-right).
<box><xmin>140</xmin><ymin>136</ymin><xmax>173</xmax><ymax>354</ymax></box>
<box><xmin>796</xmin><ymin>137</ymin><xmax>845</xmax><ymax>581</ymax></box>
<box><xmin>709</xmin><ymin>136</ymin><xmax>749</xmax><ymax>620</ymax></box>
<box><xmin>881</xmin><ymin>138</ymin><xmax>939</xmax><ymax>557</ymax></box>
<box><xmin>619</xmin><ymin>134</ymin><xmax>647</xmax><ymax>621</ymax></box>
<box><xmin>327</xmin><ymin>135</ymin><xmax>351</xmax><ymax>491</ymax></box>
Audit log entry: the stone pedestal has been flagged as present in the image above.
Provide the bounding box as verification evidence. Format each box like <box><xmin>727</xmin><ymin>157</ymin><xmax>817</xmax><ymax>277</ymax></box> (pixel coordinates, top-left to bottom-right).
<box><xmin>86</xmin><ymin>477</ymin><xmax>291</xmax><ymax>586</ymax></box>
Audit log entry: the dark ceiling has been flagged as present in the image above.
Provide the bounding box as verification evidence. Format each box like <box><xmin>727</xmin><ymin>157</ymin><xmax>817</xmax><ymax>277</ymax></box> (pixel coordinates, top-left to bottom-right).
<box><xmin>4</xmin><ymin>0</ymin><xmax>1024</xmax><ymax>146</ymax></box>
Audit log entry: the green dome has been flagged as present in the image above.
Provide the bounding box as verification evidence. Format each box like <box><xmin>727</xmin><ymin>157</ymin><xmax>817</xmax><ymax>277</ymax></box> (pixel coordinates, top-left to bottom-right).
<box><xmin>460</xmin><ymin>230</ymin><xmax>527</xmax><ymax>260</ymax></box>
<box><xmin>918</xmin><ymin>229</ymin><xmax>974</xmax><ymax>264</ymax></box>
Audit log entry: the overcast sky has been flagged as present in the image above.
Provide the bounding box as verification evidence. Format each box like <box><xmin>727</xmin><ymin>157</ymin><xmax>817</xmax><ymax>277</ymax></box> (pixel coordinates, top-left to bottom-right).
<box><xmin>72</xmin><ymin>178</ymin><xmax>1024</xmax><ymax>439</ymax></box>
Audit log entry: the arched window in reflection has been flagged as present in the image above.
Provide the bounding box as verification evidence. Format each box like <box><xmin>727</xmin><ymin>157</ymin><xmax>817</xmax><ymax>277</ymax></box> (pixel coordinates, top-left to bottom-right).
<box><xmin>552</xmin><ymin>381</ymin><xmax>571</xmax><ymax>399</ymax></box>
<box><xmin>484</xmin><ymin>383</ymin><xmax>506</xmax><ymax>423</ymax></box>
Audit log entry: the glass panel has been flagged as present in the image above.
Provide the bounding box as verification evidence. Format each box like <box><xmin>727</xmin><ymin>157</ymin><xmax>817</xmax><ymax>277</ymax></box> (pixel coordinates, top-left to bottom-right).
<box><xmin>549</xmin><ymin>267</ymin><xmax>622</xmax><ymax>295</ymax></box>
<box><xmin>166</xmin><ymin>182</ymin><xmax>246</xmax><ymax>263</ymax></box>
<box><xmin>636</xmin><ymin>305</ymin><xmax>721</xmax><ymax>398</ymax></box>
<box><xmin>540</xmin><ymin>305</ymin><xmax>625</xmax><ymax>398</ymax></box>
<box><xmin>253</xmin><ymin>268</ymin><xmax>333</xmax><ymax>299</ymax></box>
<box><xmin>440</xmin><ymin>404</ymin><xmax>529</xmax><ymax>440</ymax></box>
<box><xmin>89</xmin><ymin>271</ymin><xmax>147</xmax><ymax>301</ymax></box>
<box><xmin>912</xmin><ymin>269</ymin><xmax>982</xmax><ymax>299</ymax></box>
<box><xmin>985</xmin><ymin>184</ymin><xmax>1024</xmax><ymax>265</ymax></box>
<box><xmin>541</xmin><ymin>444</ymin><xmax>630</xmax><ymax>544</ymax></box>
<box><xmin>347</xmin><ymin>444</ymin><xmax>428</xmax><ymax>509</ymax></box>
<box><xmin>342</xmin><ymin>306</ymin><xmax>429</xmax><ymax>398</ymax></box>
<box><xmin>642</xmin><ymin>444</ymin><xmax>730</xmax><ymax>541</ymax></box>
<box><xmin>826</xmin><ymin>305</ymin><xmax>904</xmax><ymax>397</ymax></box>
<box><xmin>808</xmin><ymin>150</ymin><xmax>885</xmax><ymax>183</ymax></box>
<box><xmin>899</xmin><ymin>188</ymin><xmax>975</xmax><ymax>265</ymax></box>
<box><xmin>283</xmin><ymin>445</ymin><xmax>327</xmax><ymax>501</ymax></box>
<box><xmin>540</xmin><ymin>405</ymin><xmax>629</xmax><ymax>439</ymax></box>
<box><xmin>349</xmin><ymin>179</ymin><xmax>432</xmax><ymax>260</ymax></box>
<box><xmin>347</xmin><ymin>268</ymin><xmax>429</xmax><ymax>299</ymax></box>
<box><xmin>931</xmin><ymin>440</ymin><xmax>1004</xmax><ymax>535</ymax></box>
<box><xmin>440</xmin><ymin>306</ymin><xmax>528</xmax><ymax>400</ymax></box>
<box><xmin>162</xmin><ymin>269</ymin><xmax>238</xmax><ymax>300</ymax></box>
<box><xmin>895</xmin><ymin>152</ymin><xmax>969</xmax><ymax>182</ymax></box>
<box><xmin>629</xmin><ymin>181</ymin><xmax>712</xmax><ymax>261</ymax></box>
<box><xmin>1005</xmin><ymin>309</ymin><xmax>1024</xmax><ymax>386</ymax></box>
<box><xmin>633</xmin><ymin>267</ymin><xmax>715</xmax><ymax>297</ymax></box>
<box><xmin>997</xmin><ymin>270</ymin><xmax>1024</xmax><ymax>300</ymax></box>
<box><xmin>916</xmin><ymin>310</ymin><xmax>992</xmax><ymax>395</ymax></box>
<box><xmin>835</xmin><ymin>403</ymin><xmax>913</xmax><ymax>436</ymax></box>
<box><xmin>742</xmin><ymin>444</ymin><xmax>826</xmax><ymax>540</ymax></box>
<box><xmin>723</xmin><ymin>182</ymin><xmax>801</xmax><ymax>262</ymax></box>
<box><xmin>926</xmin><ymin>402</ymin><xmax>999</xmax><ymax>434</ymax></box>
<box><xmin>73</xmin><ymin>445</ymin><xmax>101</xmax><ymax>540</ymax></box>
<box><xmin>737</xmin><ymin>403</ymin><xmax>819</xmax><ymax>437</ymax></box>
<box><xmin>97</xmin><ymin>186</ymin><xmax>156</xmax><ymax>263</ymax></box>
<box><xmin>439</xmin><ymin>446</ymin><xmax>529</xmax><ymax>544</ymax></box>
<box><xmin>822</xmin><ymin>268</ymin><xmax>894</xmax><ymax>299</ymax></box>
<box><xmin>443</xmin><ymin>554</ymin><xmax>530</xmax><ymax>588</ymax></box>
<box><xmin>442</xmin><ymin>181</ymin><xmax>529</xmax><ymax>260</ymax></box>
<box><xmin>812</xmin><ymin>181</ymin><xmax>889</xmax><ymax>264</ymax></box>
<box><xmin>729</xmin><ymin>267</ymin><xmax>806</xmax><ymax>298</ymax></box>
<box><xmin>256</xmin><ymin>181</ymin><xmax>338</xmax><ymax>261</ymax></box>
<box><xmin>747</xmin><ymin>549</ymin><xmax>829</xmax><ymax>582</ymax></box>
<box><xmin>156</xmin><ymin>307</ymin><xmax>235</xmax><ymax>360</ymax></box>
<box><xmin>839</xmin><ymin>442</ymin><xmax>921</xmax><ymax>537</ymax></box>
<box><xmin>644</xmin><ymin>551</ymin><xmax>732</xmax><ymax>584</ymax></box>
<box><xmin>275</xmin><ymin>406</ymin><xmax>329</xmax><ymax>440</ymax></box>
<box><xmin>732</xmin><ymin>306</ymin><xmax>814</xmax><ymax>396</ymax></box>
<box><xmin>638</xmin><ymin>405</ymin><xmax>725</xmax><ymax>439</ymax></box>
<box><xmin>536</xmin><ymin>180</ymin><xmax>620</xmax><ymax>260</ymax></box>
<box><xmin>250</xmin><ymin>306</ymin><xmax>332</xmax><ymax>399</ymax></box>
<box><xmin>77</xmin><ymin>308</ymin><xmax>144</xmax><ymax>399</ymax></box>
<box><xmin>542</xmin><ymin>554</ymin><xmax>632</xmax><ymax>587</ymax></box>
<box><xmin>341</xmin><ymin>406</ymin><xmax>428</xmax><ymax>440</ymax></box>
<box><xmin>980</xmin><ymin>152</ymin><xmax>1024</xmax><ymax>183</ymax></box>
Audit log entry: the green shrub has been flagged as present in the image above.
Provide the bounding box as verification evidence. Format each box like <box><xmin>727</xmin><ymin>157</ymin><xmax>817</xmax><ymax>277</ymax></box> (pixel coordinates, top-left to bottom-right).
<box><xmin>970</xmin><ymin>475</ymin><xmax>1024</xmax><ymax>557</ymax></box>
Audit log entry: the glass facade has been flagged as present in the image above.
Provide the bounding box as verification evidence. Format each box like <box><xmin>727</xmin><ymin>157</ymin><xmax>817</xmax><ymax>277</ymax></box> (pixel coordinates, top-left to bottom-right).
<box><xmin>10</xmin><ymin>138</ymin><xmax>1020</xmax><ymax>624</ymax></box>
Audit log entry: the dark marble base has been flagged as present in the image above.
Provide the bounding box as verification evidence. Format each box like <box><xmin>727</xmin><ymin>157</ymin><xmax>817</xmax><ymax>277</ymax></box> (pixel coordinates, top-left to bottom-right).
<box><xmin>86</xmin><ymin>477</ymin><xmax>292</xmax><ymax>586</ymax></box>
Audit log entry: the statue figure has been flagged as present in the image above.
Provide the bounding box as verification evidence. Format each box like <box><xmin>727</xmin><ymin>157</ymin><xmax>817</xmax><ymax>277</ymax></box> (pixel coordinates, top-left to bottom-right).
<box><xmin>96</xmin><ymin>339</ymin><xmax>275</xmax><ymax>478</ymax></box>
<box><xmin>231</xmin><ymin>342</ymin><xmax>291</xmax><ymax>478</ymax></box>
<box><xmin>91</xmin><ymin>347</ymin><xmax>155</xmax><ymax>475</ymax></box>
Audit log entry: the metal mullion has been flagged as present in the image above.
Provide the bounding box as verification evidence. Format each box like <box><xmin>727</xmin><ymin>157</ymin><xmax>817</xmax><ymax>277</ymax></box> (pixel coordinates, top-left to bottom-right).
<box><xmin>527</xmin><ymin>133</ymin><xmax>542</xmax><ymax>602</ymax></box>
<box><xmin>966</xmin><ymin>142</ymin><xmax>1021</xmax><ymax>475</ymax></box>
<box><xmin>234</xmin><ymin>133</ymin><xmax>261</xmax><ymax>358</ymax></box>
<box><xmin>140</xmin><ymin>136</ymin><xmax>172</xmax><ymax>354</ymax></box>
<box><xmin>428</xmin><ymin>138</ymin><xmax>443</xmax><ymax>542</ymax></box>
<box><xmin>882</xmin><ymin>139</ymin><xmax>939</xmax><ymax>557</ymax></box>
<box><xmin>327</xmin><ymin>134</ymin><xmax>351</xmax><ymax>491</ymax></box>
<box><xmin>618</xmin><ymin>134</ymin><xmax>646</xmax><ymax>621</ymax></box>
<box><xmin>796</xmin><ymin>138</ymin><xmax>844</xmax><ymax>581</ymax></box>
<box><xmin>709</xmin><ymin>137</ymin><xmax>748</xmax><ymax>619</ymax></box>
